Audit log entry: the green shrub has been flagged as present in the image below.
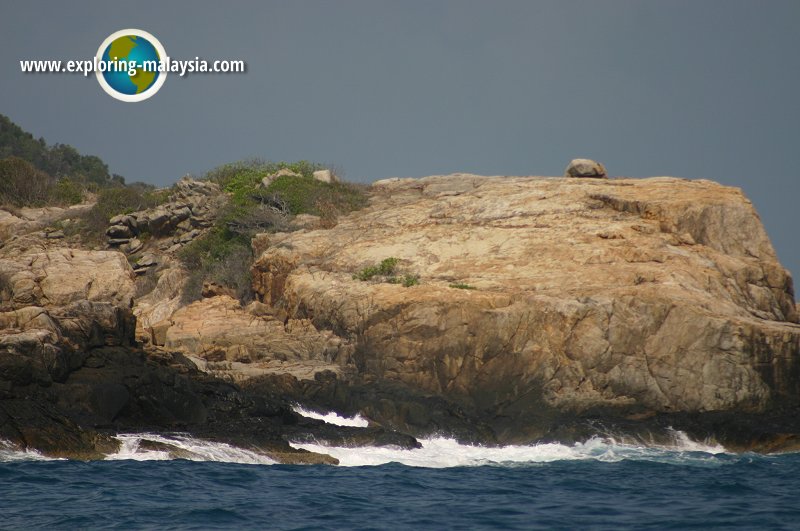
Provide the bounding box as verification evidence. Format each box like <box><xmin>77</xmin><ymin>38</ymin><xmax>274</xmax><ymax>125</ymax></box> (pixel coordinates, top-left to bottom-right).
<box><xmin>178</xmin><ymin>226</ymin><xmax>254</xmax><ymax>303</ymax></box>
<box><xmin>401</xmin><ymin>274</ymin><xmax>419</xmax><ymax>287</ymax></box>
<box><xmin>449</xmin><ymin>282</ymin><xmax>476</xmax><ymax>290</ymax></box>
<box><xmin>203</xmin><ymin>159</ymin><xmax>367</xmax><ymax>223</ymax></box>
<box><xmin>378</xmin><ymin>257</ymin><xmax>399</xmax><ymax>275</ymax></box>
<box><xmin>0</xmin><ymin>156</ymin><xmax>55</xmax><ymax>207</ymax></box>
<box><xmin>77</xmin><ymin>186</ymin><xmax>168</xmax><ymax>242</ymax></box>
<box><xmin>354</xmin><ymin>258</ymin><xmax>417</xmax><ymax>287</ymax></box>
<box><xmin>50</xmin><ymin>177</ymin><xmax>84</xmax><ymax>205</ymax></box>
<box><xmin>265</xmin><ymin>175</ymin><xmax>367</xmax><ymax>218</ymax></box>
<box><xmin>143</xmin><ymin>187</ymin><xmax>172</xmax><ymax>206</ymax></box>
<box><xmin>354</xmin><ymin>257</ymin><xmax>400</xmax><ymax>281</ymax></box>
<box><xmin>175</xmin><ymin>159</ymin><xmax>368</xmax><ymax>302</ymax></box>
<box><xmin>204</xmin><ymin>160</ymin><xmax>324</xmax><ymax>191</ymax></box>
<box><xmin>176</xmin><ymin>200</ymin><xmax>283</xmax><ymax>303</ymax></box>
<box><xmin>354</xmin><ymin>265</ymin><xmax>381</xmax><ymax>281</ymax></box>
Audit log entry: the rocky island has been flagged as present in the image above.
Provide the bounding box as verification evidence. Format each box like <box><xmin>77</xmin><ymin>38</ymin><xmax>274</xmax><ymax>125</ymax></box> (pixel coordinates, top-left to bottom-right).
<box><xmin>1</xmin><ymin>157</ymin><xmax>799</xmax><ymax>461</ymax></box>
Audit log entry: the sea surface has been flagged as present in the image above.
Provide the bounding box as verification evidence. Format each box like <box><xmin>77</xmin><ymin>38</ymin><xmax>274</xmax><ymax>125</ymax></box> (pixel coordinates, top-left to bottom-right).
<box><xmin>2</xmin><ymin>410</ymin><xmax>799</xmax><ymax>530</ymax></box>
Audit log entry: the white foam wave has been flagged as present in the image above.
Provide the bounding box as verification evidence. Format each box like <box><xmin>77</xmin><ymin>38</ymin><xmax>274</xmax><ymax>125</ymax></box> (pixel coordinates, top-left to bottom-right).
<box><xmin>292</xmin><ymin>405</ymin><xmax>370</xmax><ymax>428</ymax></box>
<box><xmin>290</xmin><ymin>430</ymin><xmax>728</xmax><ymax>468</ymax></box>
<box><xmin>106</xmin><ymin>434</ymin><xmax>276</xmax><ymax>465</ymax></box>
<box><xmin>1</xmin><ymin>429</ymin><xmax>729</xmax><ymax>467</ymax></box>
<box><xmin>0</xmin><ymin>440</ymin><xmax>57</xmax><ymax>462</ymax></box>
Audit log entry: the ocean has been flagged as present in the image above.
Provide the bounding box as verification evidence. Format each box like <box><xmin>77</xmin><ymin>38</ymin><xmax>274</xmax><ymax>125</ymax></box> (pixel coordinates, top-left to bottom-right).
<box><xmin>2</xmin><ymin>411</ymin><xmax>799</xmax><ymax>530</ymax></box>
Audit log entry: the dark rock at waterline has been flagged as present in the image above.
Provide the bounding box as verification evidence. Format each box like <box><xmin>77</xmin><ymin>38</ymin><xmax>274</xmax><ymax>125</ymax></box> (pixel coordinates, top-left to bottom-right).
<box><xmin>284</xmin><ymin>416</ymin><xmax>422</xmax><ymax>449</ymax></box>
<box><xmin>244</xmin><ymin>372</ymin><xmax>498</xmax><ymax>445</ymax></box>
<box><xmin>0</xmin><ymin>398</ymin><xmax>119</xmax><ymax>459</ymax></box>
<box><xmin>0</xmin><ymin>343</ymin><xmax>422</xmax><ymax>461</ymax></box>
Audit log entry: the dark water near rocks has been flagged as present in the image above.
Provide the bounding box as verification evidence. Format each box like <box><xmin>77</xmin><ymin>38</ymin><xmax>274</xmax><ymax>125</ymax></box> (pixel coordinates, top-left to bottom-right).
<box><xmin>2</xmin><ymin>439</ymin><xmax>800</xmax><ymax>530</ymax></box>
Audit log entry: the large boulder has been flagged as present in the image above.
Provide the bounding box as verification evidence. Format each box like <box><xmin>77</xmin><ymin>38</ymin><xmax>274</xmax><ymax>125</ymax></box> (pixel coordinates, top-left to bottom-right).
<box><xmin>0</xmin><ymin>248</ymin><xmax>136</xmax><ymax>310</ymax></box>
<box><xmin>313</xmin><ymin>169</ymin><xmax>337</xmax><ymax>183</ymax></box>
<box><xmin>251</xmin><ymin>174</ymin><xmax>800</xmax><ymax>439</ymax></box>
<box><xmin>565</xmin><ymin>158</ymin><xmax>608</xmax><ymax>178</ymax></box>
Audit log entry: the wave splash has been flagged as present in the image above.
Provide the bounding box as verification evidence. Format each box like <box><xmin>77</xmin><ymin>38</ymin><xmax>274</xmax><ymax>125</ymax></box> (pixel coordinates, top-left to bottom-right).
<box><xmin>291</xmin><ymin>405</ymin><xmax>370</xmax><ymax>427</ymax></box>
<box><xmin>0</xmin><ymin>440</ymin><xmax>55</xmax><ymax>462</ymax></box>
<box><xmin>105</xmin><ymin>434</ymin><xmax>277</xmax><ymax>464</ymax></box>
<box><xmin>290</xmin><ymin>431</ymin><xmax>727</xmax><ymax>468</ymax></box>
<box><xmin>0</xmin><ymin>417</ymin><xmax>729</xmax><ymax>467</ymax></box>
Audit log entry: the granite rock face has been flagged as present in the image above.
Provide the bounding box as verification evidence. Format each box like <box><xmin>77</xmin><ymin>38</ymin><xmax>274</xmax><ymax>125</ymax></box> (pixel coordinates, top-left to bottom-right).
<box><xmin>0</xmin><ymin>202</ymin><xmax>94</xmax><ymax>242</ymax></box>
<box><xmin>0</xmin><ymin>248</ymin><xmax>136</xmax><ymax>310</ymax></box>
<box><xmin>105</xmin><ymin>176</ymin><xmax>224</xmax><ymax>248</ymax></box>
<box><xmin>250</xmin><ymin>174</ymin><xmax>800</xmax><ymax>436</ymax></box>
<box><xmin>163</xmin><ymin>295</ymin><xmax>350</xmax><ymax>382</ymax></box>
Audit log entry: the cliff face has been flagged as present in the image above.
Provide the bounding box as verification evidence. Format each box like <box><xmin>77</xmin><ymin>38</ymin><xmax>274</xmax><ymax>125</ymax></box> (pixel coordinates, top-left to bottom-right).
<box><xmin>2</xmin><ymin>173</ymin><xmax>799</xmax><ymax>455</ymax></box>
<box><xmin>250</xmin><ymin>175</ymin><xmax>800</xmax><ymax>428</ymax></box>
<box><xmin>0</xmin><ymin>180</ymin><xmax>414</xmax><ymax>461</ymax></box>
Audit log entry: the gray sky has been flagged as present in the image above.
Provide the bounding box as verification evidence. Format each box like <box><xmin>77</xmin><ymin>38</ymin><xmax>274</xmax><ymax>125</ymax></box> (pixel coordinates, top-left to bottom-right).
<box><xmin>2</xmin><ymin>0</ymin><xmax>799</xmax><ymax>282</ymax></box>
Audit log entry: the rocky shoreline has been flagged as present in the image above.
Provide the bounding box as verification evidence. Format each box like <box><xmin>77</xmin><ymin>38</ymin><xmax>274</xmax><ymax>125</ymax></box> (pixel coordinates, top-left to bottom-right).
<box><xmin>1</xmin><ymin>172</ymin><xmax>799</xmax><ymax>461</ymax></box>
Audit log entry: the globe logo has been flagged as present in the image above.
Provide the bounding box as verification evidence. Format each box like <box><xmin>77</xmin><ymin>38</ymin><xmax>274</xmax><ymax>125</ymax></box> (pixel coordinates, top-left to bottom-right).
<box><xmin>95</xmin><ymin>29</ymin><xmax>167</xmax><ymax>102</ymax></box>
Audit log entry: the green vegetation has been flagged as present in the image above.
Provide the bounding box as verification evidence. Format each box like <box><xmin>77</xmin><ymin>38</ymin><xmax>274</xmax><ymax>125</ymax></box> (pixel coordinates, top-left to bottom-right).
<box><xmin>51</xmin><ymin>177</ymin><xmax>84</xmax><ymax>205</ymax></box>
<box><xmin>265</xmin><ymin>174</ymin><xmax>367</xmax><ymax>218</ymax></box>
<box><xmin>77</xmin><ymin>185</ymin><xmax>172</xmax><ymax>242</ymax></box>
<box><xmin>392</xmin><ymin>274</ymin><xmax>419</xmax><ymax>287</ymax></box>
<box><xmin>178</xmin><ymin>223</ymin><xmax>253</xmax><ymax>303</ymax></box>
<box><xmin>179</xmin><ymin>159</ymin><xmax>366</xmax><ymax>303</ymax></box>
<box><xmin>0</xmin><ymin>114</ymin><xmax>127</xmax><ymax>208</ymax></box>
<box><xmin>354</xmin><ymin>257</ymin><xmax>399</xmax><ymax>281</ymax></box>
<box><xmin>449</xmin><ymin>282</ymin><xmax>476</xmax><ymax>290</ymax></box>
<box><xmin>0</xmin><ymin>156</ymin><xmax>59</xmax><ymax>207</ymax></box>
<box><xmin>0</xmin><ymin>114</ymin><xmax>124</xmax><ymax>193</ymax></box>
<box><xmin>354</xmin><ymin>258</ymin><xmax>417</xmax><ymax>287</ymax></box>
<box><xmin>204</xmin><ymin>159</ymin><xmax>367</xmax><ymax>221</ymax></box>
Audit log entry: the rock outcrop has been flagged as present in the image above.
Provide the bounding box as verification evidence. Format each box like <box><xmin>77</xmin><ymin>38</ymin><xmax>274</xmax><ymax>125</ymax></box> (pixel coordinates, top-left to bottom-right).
<box><xmin>0</xmin><ymin>248</ymin><xmax>135</xmax><ymax>309</ymax></box>
<box><xmin>0</xmin><ymin>176</ymin><xmax>424</xmax><ymax>461</ymax></box>
<box><xmin>0</xmin><ymin>202</ymin><xmax>94</xmax><ymax>242</ymax></box>
<box><xmin>3</xmin><ymin>171</ymin><xmax>799</xmax><ymax>456</ymax></box>
<box><xmin>0</xmin><ymin>241</ymin><xmax>140</xmax><ymax>457</ymax></box>
<box><xmin>250</xmin><ymin>174</ymin><xmax>800</xmax><ymax>443</ymax></box>
<box><xmin>105</xmin><ymin>176</ymin><xmax>224</xmax><ymax>251</ymax></box>
<box><xmin>313</xmin><ymin>169</ymin><xmax>337</xmax><ymax>183</ymax></box>
<box><xmin>163</xmin><ymin>295</ymin><xmax>350</xmax><ymax>382</ymax></box>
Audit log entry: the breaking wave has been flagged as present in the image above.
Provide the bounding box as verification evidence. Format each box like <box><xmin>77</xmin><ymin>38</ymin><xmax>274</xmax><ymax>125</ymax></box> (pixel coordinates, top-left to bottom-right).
<box><xmin>106</xmin><ymin>434</ymin><xmax>277</xmax><ymax>464</ymax></box>
<box><xmin>0</xmin><ymin>428</ymin><xmax>729</xmax><ymax>467</ymax></box>
<box><xmin>289</xmin><ymin>431</ymin><xmax>727</xmax><ymax>468</ymax></box>
<box><xmin>291</xmin><ymin>405</ymin><xmax>370</xmax><ymax>427</ymax></box>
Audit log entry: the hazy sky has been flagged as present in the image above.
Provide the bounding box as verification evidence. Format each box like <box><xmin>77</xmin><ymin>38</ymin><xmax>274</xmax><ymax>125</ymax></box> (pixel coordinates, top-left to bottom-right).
<box><xmin>2</xmin><ymin>0</ymin><xmax>799</xmax><ymax>280</ymax></box>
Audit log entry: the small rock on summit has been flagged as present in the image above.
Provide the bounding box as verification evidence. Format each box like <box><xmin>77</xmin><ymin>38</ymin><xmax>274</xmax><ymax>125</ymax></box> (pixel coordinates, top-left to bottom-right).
<box><xmin>565</xmin><ymin>158</ymin><xmax>608</xmax><ymax>178</ymax></box>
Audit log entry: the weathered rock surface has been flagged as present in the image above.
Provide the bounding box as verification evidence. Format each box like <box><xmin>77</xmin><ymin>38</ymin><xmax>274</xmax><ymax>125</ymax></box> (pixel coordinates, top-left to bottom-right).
<box><xmin>313</xmin><ymin>169</ymin><xmax>337</xmax><ymax>183</ymax></box>
<box><xmin>0</xmin><ymin>248</ymin><xmax>136</xmax><ymax>310</ymax></box>
<box><xmin>106</xmin><ymin>176</ymin><xmax>224</xmax><ymax>247</ymax></box>
<box><xmin>3</xmin><ymin>171</ymin><xmax>800</xmax><ymax>456</ymax></box>
<box><xmin>163</xmin><ymin>295</ymin><xmax>350</xmax><ymax>382</ymax></box>
<box><xmin>0</xmin><ymin>202</ymin><xmax>94</xmax><ymax>242</ymax></box>
<box><xmin>565</xmin><ymin>158</ymin><xmax>608</xmax><ymax>178</ymax></box>
<box><xmin>0</xmin><ymin>188</ymin><xmax>419</xmax><ymax>462</ymax></box>
<box><xmin>251</xmin><ymin>174</ymin><xmax>800</xmax><ymax>443</ymax></box>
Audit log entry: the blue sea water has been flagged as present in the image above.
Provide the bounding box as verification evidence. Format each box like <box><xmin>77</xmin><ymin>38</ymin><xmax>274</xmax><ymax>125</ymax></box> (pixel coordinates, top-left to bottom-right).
<box><xmin>2</xmin><ymin>435</ymin><xmax>800</xmax><ymax>530</ymax></box>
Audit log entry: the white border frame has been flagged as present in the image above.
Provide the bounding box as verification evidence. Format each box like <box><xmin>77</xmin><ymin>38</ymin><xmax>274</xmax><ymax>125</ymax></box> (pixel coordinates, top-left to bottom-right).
<box><xmin>95</xmin><ymin>28</ymin><xmax>168</xmax><ymax>102</ymax></box>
